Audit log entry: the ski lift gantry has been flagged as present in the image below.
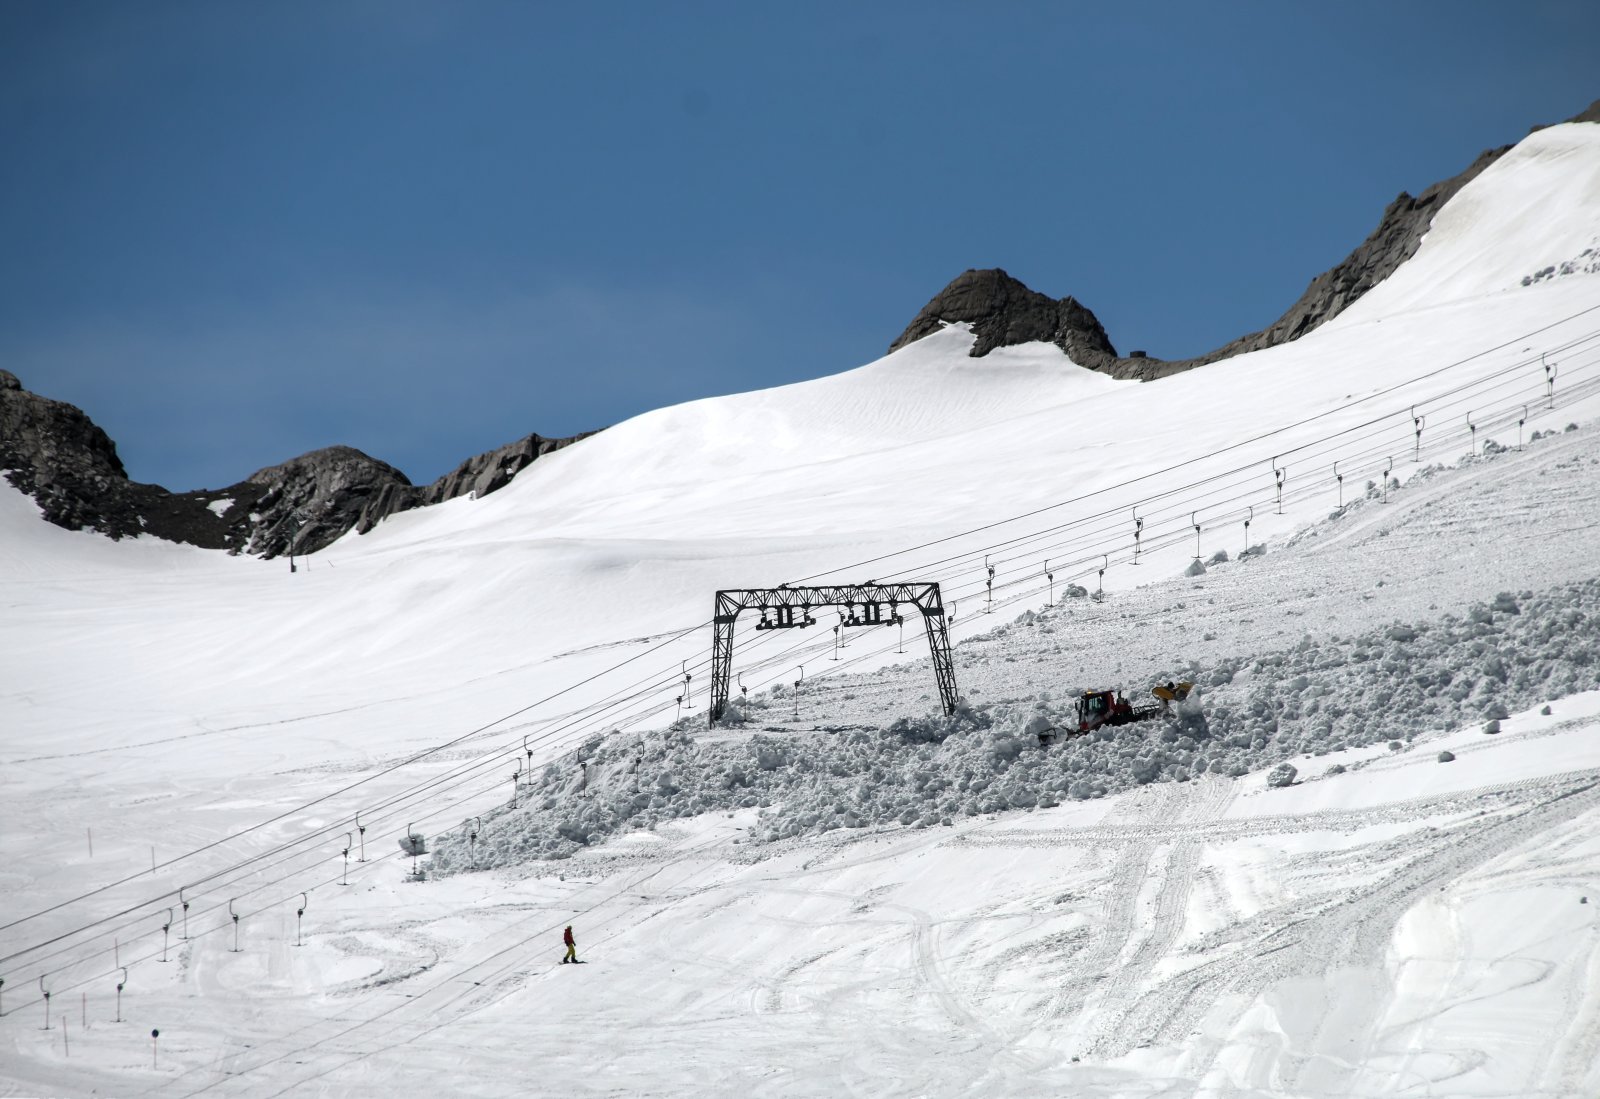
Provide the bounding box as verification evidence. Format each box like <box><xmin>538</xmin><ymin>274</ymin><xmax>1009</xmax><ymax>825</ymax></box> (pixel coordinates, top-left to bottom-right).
<box><xmin>709</xmin><ymin>582</ymin><xmax>958</xmax><ymax>726</ymax></box>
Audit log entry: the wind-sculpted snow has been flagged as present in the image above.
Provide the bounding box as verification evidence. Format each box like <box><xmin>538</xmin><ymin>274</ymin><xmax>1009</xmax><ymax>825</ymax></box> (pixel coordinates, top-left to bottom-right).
<box><xmin>433</xmin><ymin>577</ymin><xmax>1600</xmax><ymax>872</ymax></box>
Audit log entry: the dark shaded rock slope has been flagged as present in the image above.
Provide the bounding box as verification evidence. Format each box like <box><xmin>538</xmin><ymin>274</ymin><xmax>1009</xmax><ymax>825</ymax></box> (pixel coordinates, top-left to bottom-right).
<box><xmin>0</xmin><ymin>368</ymin><xmax>595</xmax><ymax>557</ymax></box>
<box><xmin>892</xmin><ymin>99</ymin><xmax>1600</xmax><ymax>380</ymax></box>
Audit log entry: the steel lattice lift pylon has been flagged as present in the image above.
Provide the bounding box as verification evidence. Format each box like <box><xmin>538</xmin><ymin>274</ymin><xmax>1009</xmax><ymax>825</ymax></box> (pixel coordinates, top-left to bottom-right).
<box><xmin>709</xmin><ymin>582</ymin><xmax>958</xmax><ymax>726</ymax></box>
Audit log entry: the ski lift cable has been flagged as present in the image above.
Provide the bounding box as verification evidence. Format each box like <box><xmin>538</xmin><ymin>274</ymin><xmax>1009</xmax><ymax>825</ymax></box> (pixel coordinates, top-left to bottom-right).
<box><xmin>22</xmin><ymin>371</ymin><xmax>1598</xmax><ymax>1029</ymax></box>
<box><xmin>0</xmin><ymin>602</ymin><xmax>851</xmax><ymax>969</ymax></box>
<box><xmin>0</xmin><ymin>611</ymin><xmax>725</xmax><ymax>936</ymax></box>
<box><xmin>163</xmin><ymin>832</ymin><xmax>737</xmax><ymax>1097</ymax></box>
<box><xmin>889</xmin><ymin>357</ymin><xmax>1600</xmax><ymax>594</ymax></box>
<box><xmin>21</xmin><ymin>351</ymin><xmax>1587</xmax><ymax>972</ymax></box>
<box><xmin>0</xmin><ymin>618</ymin><xmax>813</xmax><ymax>966</ymax></box>
<box><xmin>869</xmin><ymin>347</ymin><xmax>1599</xmax><ymax>585</ymax></box>
<box><xmin>974</xmin><ymin>372</ymin><xmax>1589</xmax><ymax>583</ymax></box>
<box><xmin>162</xmin><ymin>318</ymin><xmax>1600</xmax><ymax>1099</ymax></box>
<box><xmin>791</xmin><ymin>311</ymin><xmax>1600</xmax><ymax>585</ymax></box>
<box><xmin>12</xmin><ymin>322</ymin><xmax>1599</xmax><ymax>970</ymax></box>
<box><xmin>69</xmin><ymin>367</ymin><xmax>1600</xmax><ymax>1032</ymax></box>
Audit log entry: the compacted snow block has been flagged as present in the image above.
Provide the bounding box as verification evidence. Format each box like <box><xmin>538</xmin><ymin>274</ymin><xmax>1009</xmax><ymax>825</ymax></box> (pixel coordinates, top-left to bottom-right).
<box><xmin>1266</xmin><ymin>762</ymin><xmax>1297</xmax><ymax>788</ymax></box>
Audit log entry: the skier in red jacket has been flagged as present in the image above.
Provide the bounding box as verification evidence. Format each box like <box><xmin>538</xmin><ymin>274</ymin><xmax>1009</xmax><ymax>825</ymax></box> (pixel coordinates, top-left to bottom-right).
<box><xmin>561</xmin><ymin>925</ymin><xmax>578</xmax><ymax>964</ymax></box>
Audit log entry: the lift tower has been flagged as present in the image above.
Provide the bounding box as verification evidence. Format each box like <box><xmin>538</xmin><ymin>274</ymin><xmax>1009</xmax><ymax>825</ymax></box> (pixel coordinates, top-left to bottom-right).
<box><xmin>708</xmin><ymin>582</ymin><xmax>957</xmax><ymax>726</ymax></box>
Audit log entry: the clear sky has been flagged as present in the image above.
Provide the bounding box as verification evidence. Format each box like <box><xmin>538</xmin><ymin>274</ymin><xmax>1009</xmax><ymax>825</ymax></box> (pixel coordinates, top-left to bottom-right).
<box><xmin>2</xmin><ymin>1</ymin><xmax>1596</xmax><ymax>491</ymax></box>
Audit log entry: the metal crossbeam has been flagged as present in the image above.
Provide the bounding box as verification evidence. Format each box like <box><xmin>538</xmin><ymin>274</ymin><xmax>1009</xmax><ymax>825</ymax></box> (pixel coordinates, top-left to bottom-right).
<box><xmin>709</xmin><ymin>583</ymin><xmax>957</xmax><ymax>725</ymax></box>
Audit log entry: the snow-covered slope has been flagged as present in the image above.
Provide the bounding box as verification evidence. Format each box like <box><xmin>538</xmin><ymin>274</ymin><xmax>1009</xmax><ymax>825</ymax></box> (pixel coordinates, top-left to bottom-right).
<box><xmin>3</xmin><ymin>118</ymin><xmax>1600</xmax><ymax>1098</ymax></box>
<box><xmin>1343</xmin><ymin>122</ymin><xmax>1600</xmax><ymax>316</ymax></box>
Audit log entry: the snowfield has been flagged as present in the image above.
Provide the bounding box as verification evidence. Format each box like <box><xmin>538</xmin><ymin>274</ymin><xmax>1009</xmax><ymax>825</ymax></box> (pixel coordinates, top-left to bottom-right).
<box><xmin>3</xmin><ymin>121</ymin><xmax>1600</xmax><ymax>1097</ymax></box>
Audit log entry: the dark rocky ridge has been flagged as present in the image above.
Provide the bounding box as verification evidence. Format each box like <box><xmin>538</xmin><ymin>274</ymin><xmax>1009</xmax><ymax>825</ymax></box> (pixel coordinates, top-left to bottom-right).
<box><xmin>891</xmin><ymin>99</ymin><xmax>1600</xmax><ymax>380</ymax></box>
<box><xmin>0</xmin><ymin>368</ymin><xmax>595</xmax><ymax>556</ymax></box>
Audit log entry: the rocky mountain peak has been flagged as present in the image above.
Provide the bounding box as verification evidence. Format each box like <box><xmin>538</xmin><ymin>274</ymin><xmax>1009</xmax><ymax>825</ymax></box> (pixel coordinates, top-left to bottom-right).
<box><xmin>888</xmin><ymin>268</ymin><xmax>1119</xmax><ymax>370</ymax></box>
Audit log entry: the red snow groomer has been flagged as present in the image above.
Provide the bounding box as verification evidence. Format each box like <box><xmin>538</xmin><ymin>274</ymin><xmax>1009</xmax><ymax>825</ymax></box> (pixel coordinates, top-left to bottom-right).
<box><xmin>1072</xmin><ymin>681</ymin><xmax>1194</xmax><ymax>734</ymax></box>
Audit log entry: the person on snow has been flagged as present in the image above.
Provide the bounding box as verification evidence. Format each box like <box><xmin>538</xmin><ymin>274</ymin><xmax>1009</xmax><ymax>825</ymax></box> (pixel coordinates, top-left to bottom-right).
<box><xmin>561</xmin><ymin>925</ymin><xmax>578</xmax><ymax>964</ymax></box>
<box><xmin>1112</xmin><ymin>693</ymin><xmax>1134</xmax><ymax>723</ymax></box>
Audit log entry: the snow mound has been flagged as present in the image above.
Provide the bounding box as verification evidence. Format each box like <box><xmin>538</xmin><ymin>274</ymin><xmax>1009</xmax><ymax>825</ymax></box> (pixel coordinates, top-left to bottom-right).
<box><xmin>434</xmin><ymin>578</ymin><xmax>1600</xmax><ymax>870</ymax></box>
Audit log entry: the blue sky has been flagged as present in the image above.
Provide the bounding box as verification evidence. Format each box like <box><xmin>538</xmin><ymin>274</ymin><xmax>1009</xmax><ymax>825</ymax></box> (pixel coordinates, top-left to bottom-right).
<box><xmin>2</xmin><ymin>1</ymin><xmax>1596</xmax><ymax>491</ymax></box>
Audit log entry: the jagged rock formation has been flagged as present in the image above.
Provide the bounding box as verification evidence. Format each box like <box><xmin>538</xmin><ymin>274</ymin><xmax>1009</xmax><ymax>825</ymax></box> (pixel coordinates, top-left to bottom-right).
<box><xmin>887</xmin><ymin>268</ymin><xmax>1119</xmax><ymax>372</ymax></box>
<box><xmin>0</xmin><ymin>368</ymin><xmax>595</xmax><ymax>556</ymax></box>
<box><xmin>891</xmin><ymin>99</ymin><xmax>1600</xmax><ymax>380</ymax></box>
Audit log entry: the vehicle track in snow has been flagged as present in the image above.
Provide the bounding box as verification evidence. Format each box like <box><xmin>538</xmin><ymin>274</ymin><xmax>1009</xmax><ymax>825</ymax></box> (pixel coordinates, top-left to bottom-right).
<box><xmin>1094</xmin><ymin>777</ymin><xmax>1600</xmax><ymax>1093</ymax></box>
<box><xmin>154</xmin><ymin>833</ymin><xmax>740</xmax><ymax>1098</ymax></box>
<box><xmin>946</xmin><ymin>767</ymin><xmax>1600</xmax><ymax>851</ymax></box>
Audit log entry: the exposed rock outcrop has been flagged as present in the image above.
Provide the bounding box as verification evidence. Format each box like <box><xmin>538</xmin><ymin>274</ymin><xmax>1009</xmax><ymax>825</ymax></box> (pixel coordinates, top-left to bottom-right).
<box><xmin>1</xmin><ymin>370</ymin><xmax>597</xmax><ymax>556</ymax></box>
<box><xmin>887</xmin><ymin>269</ymin><xmax>1119</xmax><ymax>371</ymax></box>
<box><xmin>238</xmin><ymin>446</ymin><xmax>414</xmax><ymax>556</ymax></box>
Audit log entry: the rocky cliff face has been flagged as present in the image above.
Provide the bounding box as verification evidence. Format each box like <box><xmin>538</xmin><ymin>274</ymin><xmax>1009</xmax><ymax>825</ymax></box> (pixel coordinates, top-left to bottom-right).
<box><xmin>891</xmin><ymin>100</ymin><xmax>1600</xmax><ymax>380</ymax></box>
<box><xmin>0</xmin><ymin>368</ymin><xmax>595</xmax><ymax>557</ymax></box>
